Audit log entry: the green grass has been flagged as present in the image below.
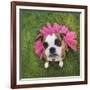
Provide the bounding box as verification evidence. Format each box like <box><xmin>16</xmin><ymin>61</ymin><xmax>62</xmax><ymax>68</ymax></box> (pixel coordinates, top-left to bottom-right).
<box><xmin>20</xmin><ymin>9</ymin><xmax>80</xmax><ymax>78</ymax></box>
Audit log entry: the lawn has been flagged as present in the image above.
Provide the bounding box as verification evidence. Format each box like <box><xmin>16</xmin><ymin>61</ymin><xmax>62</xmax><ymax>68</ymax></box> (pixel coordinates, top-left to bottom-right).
<box><xmin>20</xmin><ymin>9</ymin><xmax>80</xmax><ymax>78</ymax></box>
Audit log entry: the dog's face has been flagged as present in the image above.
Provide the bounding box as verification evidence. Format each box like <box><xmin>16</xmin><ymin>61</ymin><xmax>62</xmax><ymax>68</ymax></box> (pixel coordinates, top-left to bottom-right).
<box><xmin>35</xmin><ymin>32</ymin><xmax>68</xmax><ymax>68</ymax></box>
<box><xmin>43</xmin><ymin>33</ymin><xmax>63</xmax><ymax>61</ymax></box>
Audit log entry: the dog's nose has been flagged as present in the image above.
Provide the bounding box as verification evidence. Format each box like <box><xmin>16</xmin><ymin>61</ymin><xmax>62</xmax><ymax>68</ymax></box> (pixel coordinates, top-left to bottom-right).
<box><xmin>50</xmin><ymin>47</ymin><xmax>56</xmax><ymax>54</ymax></box>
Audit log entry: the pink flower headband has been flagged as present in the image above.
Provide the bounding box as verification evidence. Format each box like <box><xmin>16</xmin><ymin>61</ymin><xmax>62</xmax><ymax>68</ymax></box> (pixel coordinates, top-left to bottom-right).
<box><xmin>34</xmin><ymin>23</ymin><xmax>77</xmax><ymax>58</ymax></box>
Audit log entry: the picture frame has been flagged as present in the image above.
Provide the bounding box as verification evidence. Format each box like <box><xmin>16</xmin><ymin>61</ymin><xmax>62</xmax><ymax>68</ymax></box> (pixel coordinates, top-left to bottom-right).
<box><xmin>11</xmin><ymin>1</ymin><xmax>88</xmax><ymax>89</ymax></box>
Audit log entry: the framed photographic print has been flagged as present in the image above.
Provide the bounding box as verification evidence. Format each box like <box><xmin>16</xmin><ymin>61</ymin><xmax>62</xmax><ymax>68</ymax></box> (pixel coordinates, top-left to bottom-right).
<box><xmin>11</xmin><ymin>1</ymin><xmax>88</xmax><ymax>89</ymax></box>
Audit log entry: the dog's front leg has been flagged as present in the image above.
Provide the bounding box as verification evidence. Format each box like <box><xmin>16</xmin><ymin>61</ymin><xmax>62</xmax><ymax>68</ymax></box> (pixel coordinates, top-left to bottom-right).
<box><xmin>44</xmin><ymin>61</ymin><xmax>49</xmax><ymax>69</ymax></box>
<box><xmin>59</xmin><ymin>58</ymin><xmax>63</xmax><ymax>68</ymax></box>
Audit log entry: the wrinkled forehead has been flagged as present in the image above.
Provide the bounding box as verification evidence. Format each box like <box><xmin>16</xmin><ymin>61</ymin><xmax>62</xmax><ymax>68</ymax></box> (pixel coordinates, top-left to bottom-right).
<box><xmin>45</xmin><ymin>34</ymin><xmax>57</xmax><ymax>43</ymax></box>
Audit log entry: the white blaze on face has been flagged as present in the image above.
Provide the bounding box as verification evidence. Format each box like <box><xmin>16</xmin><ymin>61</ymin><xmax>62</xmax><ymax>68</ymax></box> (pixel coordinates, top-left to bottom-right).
<box><xmin>44</xmin><ymin>33</ymin><xmax>62</xmax><ymax>61</ymax></box>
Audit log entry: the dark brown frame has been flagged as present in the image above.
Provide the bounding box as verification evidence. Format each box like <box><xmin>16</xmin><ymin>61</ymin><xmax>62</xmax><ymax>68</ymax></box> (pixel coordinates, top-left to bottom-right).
<box><xmin>11</xmin><ymin>1</ymin><xmax>88</xmax><ymax>89</ymax></box>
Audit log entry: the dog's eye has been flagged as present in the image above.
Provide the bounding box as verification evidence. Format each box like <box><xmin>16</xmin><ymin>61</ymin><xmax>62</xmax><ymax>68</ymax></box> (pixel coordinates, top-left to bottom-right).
<box><xmin>55</xmin><ymin>39</ymin><xmax>61</xmax><ymax>46</ymax></box>
<box><xmin>43</xmin><ymin>42</ymin><xmax>48</xmax><ymax>49</ymax></box>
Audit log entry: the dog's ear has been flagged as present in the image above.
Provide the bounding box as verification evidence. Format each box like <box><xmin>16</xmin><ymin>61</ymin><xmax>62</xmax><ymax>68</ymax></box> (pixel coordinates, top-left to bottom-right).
<box><xmin>59</xmin><ymin>33</ymin><xmax>65</xmax><ymax>40</ymax></box>
<box><xmin>35</xmin><ymin>33</ymin><xmax>43</xmax><ymax>41</ymax></box>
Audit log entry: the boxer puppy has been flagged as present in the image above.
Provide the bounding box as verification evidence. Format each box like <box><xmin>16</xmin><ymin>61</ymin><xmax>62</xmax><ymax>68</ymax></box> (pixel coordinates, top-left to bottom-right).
<box><xmin>35</xmin><ymin>33</ymin><xmax>68</xmax><ymax>68</ymax></box>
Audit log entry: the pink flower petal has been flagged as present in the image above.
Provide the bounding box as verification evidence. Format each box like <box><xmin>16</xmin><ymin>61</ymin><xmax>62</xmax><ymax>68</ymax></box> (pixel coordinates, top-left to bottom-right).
<box><xmin>47</xmin><ymin>23</ymin><xmax>52</xmax><ymax>30</ymax></box>
<box><xmin>43</xmin><ymin>26</ymin><xmax>51</xmax><ymax>35</ymax></box>
<box><xmin>60</xmin><ymin>25</ymin><xmax>69</xmax><ymax>34</ymax></box>
<box><xmin>66</xmin><ymin>32</ymin><xmax>77</xmax><ymax>39</ymax></box>
<box><xmin>40</xmin><ymin>29</ymin><xmax>48</xmax><ymax>36</ymax></box>
<box><xmin>35</xmin><ymin>40</ymin><xmax>44</xmax><ymax>57</ymax></box>
<box><xmin>64</xmin><ymin>37</ymin><xmax>77</xmax><ymax>51</ymax></box>
<box><xmin>53</xmin><ymin>23</ymin><xmax>60</xmax><ymax>32</ymax></box>
<box><xmin>47</xmin><ymin>23</ymin><xmax>53</xmax><ymax>34</ymax></box>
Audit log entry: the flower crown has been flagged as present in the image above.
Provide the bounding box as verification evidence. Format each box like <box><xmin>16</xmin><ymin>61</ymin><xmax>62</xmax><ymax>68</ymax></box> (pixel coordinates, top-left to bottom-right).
<box><xmin>34</xmin><ymin>23</ymin><xmax>77</xmax><ymax>58</ymax></box>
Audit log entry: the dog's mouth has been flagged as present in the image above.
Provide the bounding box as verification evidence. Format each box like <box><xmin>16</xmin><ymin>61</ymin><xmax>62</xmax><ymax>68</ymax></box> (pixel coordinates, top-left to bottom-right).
<box><xmin>49</xmin><ymin>53</ymin><xmax>58</xmax><ymax>57</ymax></box>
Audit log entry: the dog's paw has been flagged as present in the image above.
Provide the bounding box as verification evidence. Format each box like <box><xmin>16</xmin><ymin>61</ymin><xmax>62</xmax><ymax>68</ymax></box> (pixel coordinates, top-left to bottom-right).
<box><xmin>59</xmin><ymin>61</ymin><xmax>63</xmax><ymax>68</ymax></box>
<box><xmin>44</xmin><ymin>62</ymin><xmax>49</xmax><ymax>69</ymax></box>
